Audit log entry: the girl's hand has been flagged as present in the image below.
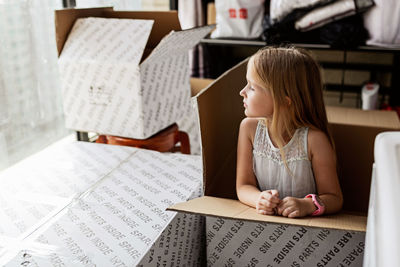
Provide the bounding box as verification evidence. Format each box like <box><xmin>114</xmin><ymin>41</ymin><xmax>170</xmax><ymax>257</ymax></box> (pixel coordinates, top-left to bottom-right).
<box><xmin>256</xmin><ymin>190</ymin><xmax>281</xmax><ymax>215</ymax></box>
<box><xmin>276</xmin><ymin>197</ymin><xmax>316</xmax><ymax>218</ymax></box>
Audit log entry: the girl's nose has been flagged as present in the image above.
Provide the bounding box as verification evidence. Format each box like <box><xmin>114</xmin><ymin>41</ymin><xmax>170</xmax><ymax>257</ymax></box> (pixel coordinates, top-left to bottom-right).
<box><xmin>239</xmin><ymin>88</ymin><xmax>246</xmax><ymax>97</ymax></box>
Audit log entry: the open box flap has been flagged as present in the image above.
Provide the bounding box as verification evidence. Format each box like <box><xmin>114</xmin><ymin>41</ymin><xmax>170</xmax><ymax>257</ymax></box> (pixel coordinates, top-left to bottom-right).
<box><xmin>59</xmin><ymin>17</ymin><xmax>153</xmax><ymax>66</ymax></box>
<box><xmin>103</xmin><ymin>10</ymin><xmax>181</xmax><ymax>51</ymax></box>
<box><xmin>195</xmin><ymin>59</ymin><xmax>248</xmax><ymax>200</ymax></box>
<box><xmin>168</xmin><ymin>196</ymin><xmax>367</xmax><ymax>232</ymax></box>
<box><xmin>55</xmin><ymin>7</ymin><xmax>114</xmax><ymax>56</ymax></box>
<box><xmin>140</xmin><ymin>25</ymin><xmax>214</xmax><ymax>67</ymax></box>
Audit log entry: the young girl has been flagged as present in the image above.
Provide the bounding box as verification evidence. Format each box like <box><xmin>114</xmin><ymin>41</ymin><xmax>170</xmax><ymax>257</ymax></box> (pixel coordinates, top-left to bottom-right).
<box><xmin>236</xmin><ymin>47</ymin><xmax>343</xmax><ymax>218</ymax></box>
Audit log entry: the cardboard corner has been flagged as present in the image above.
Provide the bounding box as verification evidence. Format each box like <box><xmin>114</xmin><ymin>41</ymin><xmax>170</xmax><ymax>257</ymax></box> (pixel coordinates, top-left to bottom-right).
<box><xmin>55</xmin><ymin>7</ymin><xmax>114</xmax><ymax>56</ymax></box>
<box><xmin>190</xmin><ymin>78</ymin><xmax>214</xmax><ymax>96</ymax></box>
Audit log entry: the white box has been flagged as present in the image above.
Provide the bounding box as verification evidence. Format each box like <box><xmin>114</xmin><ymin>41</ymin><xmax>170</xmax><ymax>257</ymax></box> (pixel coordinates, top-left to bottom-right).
<box><xmin>0</xmin><ymin>138</ymin><xmax>205</xmax><ymax>266</ymax></box>
<box><xmin>56</xmin><ymin>7</ymin><xmax>213</xmax><ymax>139</ymax></box>
<box><xmin>206</xmin><ymin>217</ymin><xmax>365</xmax><ymax>267</ymax></box>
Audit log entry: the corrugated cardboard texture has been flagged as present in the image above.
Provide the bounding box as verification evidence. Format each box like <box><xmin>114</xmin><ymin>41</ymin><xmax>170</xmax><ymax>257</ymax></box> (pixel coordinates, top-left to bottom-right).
<box><xmin>194</xmin><ymin>58</ymin><xmax>400</xmax><ymax>213</ymax></box>
<box><xmin>169</xmin><ymin>196</ymin><xmax>367</xmax><ymax>232</ymax></box>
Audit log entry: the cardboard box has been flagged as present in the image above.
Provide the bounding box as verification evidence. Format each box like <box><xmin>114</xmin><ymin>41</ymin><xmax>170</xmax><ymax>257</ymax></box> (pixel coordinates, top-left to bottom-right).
<box><xmin>169</xmin><ymin>59</ymin><xmax>400</xmax><ymax>265</ymax></box>
<box><xmin>0</xmin><ymin>138</ymin><xmax>205</xmax><ymax>266</ymax></box>
<box><xmin>55</xmin><ymin>7</ymin><xmax>213</xmax><ymax>139</ymax></box>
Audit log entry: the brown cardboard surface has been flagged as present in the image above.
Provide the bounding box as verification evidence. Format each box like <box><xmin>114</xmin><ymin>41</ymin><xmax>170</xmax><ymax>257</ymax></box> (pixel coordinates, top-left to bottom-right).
<box><xmin>330</xmin><ymin>123</ymin><xmax>400</xmax><ymax>212</ymax></box>
<box><xmin>207</xmin><ymin>3</ymin><xmax>216</xmax><ymax>25</ymax></box>
<box><xmin>326</xmin><ymin>106</ymin><xmax>400</xmax><ymax>128</ymax></box>
<box><xmin>326</xmin><ymin>106</ymin><xmax>400</xmax><ymax>212</ymax></box>
<box><xmin>196</xmin><ymin>59</ymin><xmax>247</xmax><ymax>199</ymax></box>
<box><xmin>168</xmin><ymin>196</ymin><xmax>367</xmax><ymax>232</ymax></box>
<box><xmin>55</xmin><ymin>8</ymin><xmax>181</xmax><ymax>58</ymax></box>
<box><xmin>190</xmin><ymin>78</ymin><xmax>214</xmax><ymax>96</ymax></box>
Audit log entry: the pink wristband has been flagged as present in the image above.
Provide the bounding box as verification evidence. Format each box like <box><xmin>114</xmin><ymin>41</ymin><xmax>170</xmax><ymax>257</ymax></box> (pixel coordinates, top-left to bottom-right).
<box><xmin>305</xmin><ymin>194</ymin><xmax>325</xmax><ymax>216</ymax></box>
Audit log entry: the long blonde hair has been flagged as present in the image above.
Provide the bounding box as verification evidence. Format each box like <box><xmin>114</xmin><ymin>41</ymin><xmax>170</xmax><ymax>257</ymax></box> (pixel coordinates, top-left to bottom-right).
<box><xmin>250</xmin><ymin>46</ymin><xmax>333</xmax><ymax>166</ymax></box>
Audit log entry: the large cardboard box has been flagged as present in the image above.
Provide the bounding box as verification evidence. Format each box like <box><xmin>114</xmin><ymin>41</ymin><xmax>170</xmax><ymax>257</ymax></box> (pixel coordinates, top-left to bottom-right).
<box><xmin>55</xmin><ymin>7</ymin><xmax>212</xmax><ymax>139</ymax></box>
<box><xmin>169</xmin><ymin>59</ymin><xmax>400</xmax><ymax>265</ymax></box>
<box><xmin>0</xmin><ymin>138</ymin><xmax>205</xmax><ymax>266</ymax></box>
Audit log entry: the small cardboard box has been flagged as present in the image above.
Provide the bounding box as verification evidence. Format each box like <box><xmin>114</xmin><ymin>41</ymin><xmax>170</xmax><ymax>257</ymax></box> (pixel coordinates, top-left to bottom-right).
<box><xmin>0</xmin><ymin>139</ymin><xmax>205</xmax><ymax>266</ymax></box>
<box><xmin>55</xmin><ymin>7</ymin><xmax>212</xmax><ymax>139</ymax></box>
<box><xmin>169</xmin><ymin>59</ymin><xmax>400</xmax><ymax>265</ymax></box>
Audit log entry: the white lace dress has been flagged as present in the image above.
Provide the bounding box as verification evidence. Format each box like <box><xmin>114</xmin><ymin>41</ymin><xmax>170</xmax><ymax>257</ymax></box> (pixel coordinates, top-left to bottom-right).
<box><xmin>253</xmin><ymin>120</ymin><xmax>317</xmax><ymax>199</ymax></box>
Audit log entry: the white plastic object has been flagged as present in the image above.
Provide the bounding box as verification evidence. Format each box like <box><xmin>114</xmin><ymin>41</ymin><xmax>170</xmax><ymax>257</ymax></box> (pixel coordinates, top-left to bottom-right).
<box><xmin>364</xmin><ymin>132</ymin><xmax>400</xmax><ymax>267</ymax></box>
<box><xmin>361</xmin><ymin>82</ymin><xmax>379</xmax><ymax>110</ymax></box>
<box><xmin>363</xmin><ymin>0</ymin><xmax>400</xmax><ymax>48</ymax></box>
<box><xmin>211</xmin><ymin>0</ymin><xmax>264</xmax><ymax>39</ymax></box>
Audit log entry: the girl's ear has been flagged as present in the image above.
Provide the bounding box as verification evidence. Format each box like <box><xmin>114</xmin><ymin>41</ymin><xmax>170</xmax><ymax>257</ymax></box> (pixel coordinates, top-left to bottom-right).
<box><xmin>285</xmin><ymin>96</ymin><xmax>292</xmax><ymax>106</ymax></box>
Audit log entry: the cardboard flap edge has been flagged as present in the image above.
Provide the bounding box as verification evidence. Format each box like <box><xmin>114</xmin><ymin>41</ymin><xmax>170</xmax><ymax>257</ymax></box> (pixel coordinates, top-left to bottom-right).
<box><xmin>168</xmin><ymin>197</ymin><xmax>367</xmax><ymax>232</ymax></box>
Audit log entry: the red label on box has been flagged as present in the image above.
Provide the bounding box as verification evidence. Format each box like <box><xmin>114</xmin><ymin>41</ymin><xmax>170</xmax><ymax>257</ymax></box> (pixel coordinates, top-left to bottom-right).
<box><xmin>229</xmin><ymin>8</ymin><xmax>236</xmax><ymax>18</ymax></box>
<box><xmin>239</xmin><ymin>8</ymin><xmax>247</xmax><ymax>19</ymax></box>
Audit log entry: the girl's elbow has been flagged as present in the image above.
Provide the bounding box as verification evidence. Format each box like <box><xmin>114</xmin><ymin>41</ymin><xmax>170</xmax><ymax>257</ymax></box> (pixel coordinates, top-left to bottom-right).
<box><xmin>331</xmin><ymin>194</ymin><xmax>343</xmax><ymax>214</ymax></box>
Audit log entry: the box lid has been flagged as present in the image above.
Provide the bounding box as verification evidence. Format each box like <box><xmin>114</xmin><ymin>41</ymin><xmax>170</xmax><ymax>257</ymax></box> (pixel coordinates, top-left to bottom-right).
<box><xmin>168</xmin><ymin>196</ymin><xmax>367</xmax><ymax>232</ymax></box>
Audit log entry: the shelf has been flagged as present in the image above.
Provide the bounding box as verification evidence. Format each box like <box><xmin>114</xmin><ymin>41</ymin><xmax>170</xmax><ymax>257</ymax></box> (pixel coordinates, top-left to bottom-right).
<box><xmin>201</xmin><ymin>38</ymin><xmax>400</xmax><ymax>53</ymax></box>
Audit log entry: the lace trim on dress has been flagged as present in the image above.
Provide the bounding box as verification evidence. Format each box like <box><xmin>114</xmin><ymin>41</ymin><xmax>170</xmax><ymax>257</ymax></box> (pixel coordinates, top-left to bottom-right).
<box><xmin>253</xmin><ymin>120</ymin><xmax>309</xmax><ymax>165</ymax></box>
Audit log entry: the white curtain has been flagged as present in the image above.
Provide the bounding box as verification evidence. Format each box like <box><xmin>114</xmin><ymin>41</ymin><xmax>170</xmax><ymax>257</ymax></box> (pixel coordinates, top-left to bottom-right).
<box><xmin>0</xmin><ymin>0</ymin><xmax>165</xmax><ymax>171</ymax></box>
<box><xmin>0</xmin><ymin>0</ymin><xmax>69</xmax><ymax>170</ymax></box>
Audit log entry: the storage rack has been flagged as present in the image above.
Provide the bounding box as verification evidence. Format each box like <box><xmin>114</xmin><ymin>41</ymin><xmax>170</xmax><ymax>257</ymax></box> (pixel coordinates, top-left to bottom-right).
<box><xmin>200</xmin><ymin>38</ymin><xmax>400</xmax><ymax>106</ymax></box>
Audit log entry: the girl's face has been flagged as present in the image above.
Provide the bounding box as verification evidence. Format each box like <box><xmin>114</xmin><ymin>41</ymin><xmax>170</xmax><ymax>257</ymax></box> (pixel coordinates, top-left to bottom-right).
<box><xmin>240</xmin><ymin>64</ymin><xmax>274</xmax><ymax>118</ymax></box>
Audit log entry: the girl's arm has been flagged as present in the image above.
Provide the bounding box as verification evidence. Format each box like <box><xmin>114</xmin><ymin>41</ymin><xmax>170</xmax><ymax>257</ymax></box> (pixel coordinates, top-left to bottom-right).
<box><xmin>308</xmin><ymin>129</ymin><xmax>343</xmax><ymax>214</ymax></box>
<box><xmin>236</xmin><ymin>118</ymin><xmax>280</xmax><ymax>213</ymax></box>
<box><xmin>236</xmin><ymin>118</ymin><xmax>260</xmax><ymax>207</ymax></box>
